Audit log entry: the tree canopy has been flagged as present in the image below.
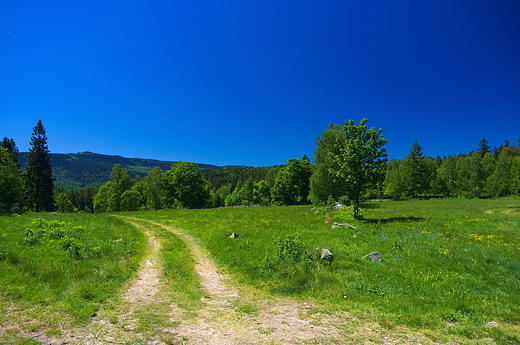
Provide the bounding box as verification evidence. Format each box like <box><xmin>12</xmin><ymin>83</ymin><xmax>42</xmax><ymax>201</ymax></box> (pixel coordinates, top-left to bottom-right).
<box><xmin>319</xmin><ymin>118</ymin><xmax>388</xmax><ymax>216</ymax></box>
<box><xmin>162</xmin><ymin>161</ymin><xmax>210</xmax><ymax>209</ymax></box>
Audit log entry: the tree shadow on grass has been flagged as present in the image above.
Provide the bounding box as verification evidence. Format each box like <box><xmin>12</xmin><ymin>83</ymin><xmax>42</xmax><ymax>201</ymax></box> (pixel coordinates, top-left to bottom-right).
<box><xmin>358</xmin><ymin>202</ymin><xmax>382</xmax><ymax>209</ymax></box>
<box><xmin>363</xmin><ymin>216</ymin><xmax>426</xmax><ymax>224</ymax></box>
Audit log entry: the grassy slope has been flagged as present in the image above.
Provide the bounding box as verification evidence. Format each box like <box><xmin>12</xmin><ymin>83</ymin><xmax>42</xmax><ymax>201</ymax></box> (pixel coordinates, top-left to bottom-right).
<box><xmin>130</xmin><ymin>199</ymin><xmax>520</xmax><ymax>343</ymax></box>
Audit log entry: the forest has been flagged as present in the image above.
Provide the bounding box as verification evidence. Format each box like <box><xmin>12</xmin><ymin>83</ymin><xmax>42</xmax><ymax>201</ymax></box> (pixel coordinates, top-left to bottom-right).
<box><xmin>1</xmin><ymin>119</ymin><xmax>519</xmax><ymax>214</ymax></box>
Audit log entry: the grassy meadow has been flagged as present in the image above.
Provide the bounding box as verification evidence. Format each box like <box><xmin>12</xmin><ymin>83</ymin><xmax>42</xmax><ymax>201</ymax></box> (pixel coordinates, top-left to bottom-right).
<box><xmin>0</xmin><ymin>199</ymin><xmax>518</xmax><ymax>344</ymax></box>
<box><xmin>0</xmin><ymin>213</ymin><xmax>146</xmax><ymax>330</ymax></box>
<box><xmin>130</xmin><ymin>198</ymin><xmax>520</xmax><ymax>343</ymax></box>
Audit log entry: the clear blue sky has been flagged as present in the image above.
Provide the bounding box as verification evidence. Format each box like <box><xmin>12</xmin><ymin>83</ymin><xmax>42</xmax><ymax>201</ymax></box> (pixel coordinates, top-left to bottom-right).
<box><xmin>1</xmin><ymin>1</ymin><xmax>519</xmax><ymax>166</ymax></box>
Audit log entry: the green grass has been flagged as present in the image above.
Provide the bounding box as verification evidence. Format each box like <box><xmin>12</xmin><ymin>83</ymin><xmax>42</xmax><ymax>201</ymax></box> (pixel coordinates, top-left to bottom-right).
<box><xmin>1</xmin><ymin>200</ymin><xmax>518</xmax><ymax>344</ymax></box>
<box><xmin>0</xmin><ymin>213</ymin><xmax>146</xmax><ymax>328</ymax></box>
<box><xmin>129</xmin><ymin>199</ymin><xmax>520</xmax><ymax>343</ymax></box>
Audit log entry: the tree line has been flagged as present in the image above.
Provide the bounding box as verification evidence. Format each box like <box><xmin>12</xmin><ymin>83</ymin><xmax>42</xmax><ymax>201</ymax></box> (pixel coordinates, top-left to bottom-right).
<box><xmin>384</xmin><ymin>138</ymin><xmax>520</xmax><ymax>199</ymax></box>
<box><xmin>2</xmin><ymin>119</ymin><xmax>519</xmax><ymax>215</ymax></box>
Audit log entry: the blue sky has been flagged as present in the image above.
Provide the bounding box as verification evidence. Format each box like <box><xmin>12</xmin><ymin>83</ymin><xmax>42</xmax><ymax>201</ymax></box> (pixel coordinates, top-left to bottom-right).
<box><xmin>1</xmin><ymin>0</ymin><xmax>519</xmax><ymax>166</ymax></box>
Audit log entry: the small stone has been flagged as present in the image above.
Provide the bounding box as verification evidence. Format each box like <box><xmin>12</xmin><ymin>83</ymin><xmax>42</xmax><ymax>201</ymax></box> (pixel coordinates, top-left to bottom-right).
<box><xmin>229</xmin><ymin>233</ymin><xmax>238</xmax><ymax>239</ymax></box>
<box><xmin>331</xmin><ymin>224</ymin><xmax>340</xmax><ymax>229</ymax></box>
<box><xmin>320</xmin><ymin>248</ymin><xmax>334</xmax><ymax>263</ymax></box>
<box><xmin>486</xmin><ymin>321</ymin><xmax>499</xmax><ymax>328</ymax></box>
<box><xmin>366</xmin><ymin>252</ymin><xmax>382</xmax><ymax>262</ymax></box>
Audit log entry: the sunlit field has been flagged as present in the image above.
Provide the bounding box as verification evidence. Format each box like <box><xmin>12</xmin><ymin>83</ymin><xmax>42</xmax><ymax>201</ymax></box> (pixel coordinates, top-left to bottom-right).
<box><xmin>0</xmin><ymin>199</ymin><xmax>518</xmax><ymax>344</ymax></box>
<box><xmin>0</xmin><ymin>213</ymin><xmax>146</xmax><ymax>327</ymax></box>
<box><xmin>130</xmin><ymin>199</ymin><xmax>520</xmax><ymax>343</ymax></box>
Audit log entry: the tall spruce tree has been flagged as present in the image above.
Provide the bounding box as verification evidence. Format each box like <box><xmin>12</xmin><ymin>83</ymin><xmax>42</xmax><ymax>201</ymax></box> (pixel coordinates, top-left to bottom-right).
<box><xmin>24</xmin><ymin>120</ymin><xmax>54</xmax><ymax>211</ymax></box>
<box><xmin>401</xmin><ymin>141</ymin><xmax>434</xmax><ymax>197</ymax></box>
<box><xmin>477</xmin><ymin>138</ymin><xmax>491</xmax><ymax>157</ymax></box>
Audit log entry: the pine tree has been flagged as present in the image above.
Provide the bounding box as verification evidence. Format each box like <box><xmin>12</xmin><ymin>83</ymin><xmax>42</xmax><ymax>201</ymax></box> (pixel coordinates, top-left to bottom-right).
<box><xmin>477</xmin><ymin>138</ymin><xmax>491</xmax><ymax>157</ymax></box>
<box><xmin>401</xmin><ymin>141</ymin><xmax>434</xmax><ymax>197</ymax></box>
<box><xmin>24</xmin><ymin>120</ymin><xmax>54</xmax><ymax>212</ymax></box>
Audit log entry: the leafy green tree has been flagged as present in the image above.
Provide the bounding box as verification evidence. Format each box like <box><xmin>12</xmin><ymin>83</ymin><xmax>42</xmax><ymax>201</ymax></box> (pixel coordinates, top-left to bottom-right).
<box><xmin>253</xmin><ymin>180</ymin><xmax>271</xmax><ymax>205</ymax></box>
<box><xmin>436</xmin><ymin>155</ymin><xmax>458</xmax><ymax>196</ymax></box>
<box><xmin>93</xmin><ymin>183</ymin><xmax>110</xmax><ymax>212</ymax></box>
<box><xmin>132</xmin><ymin>167</ymin><xmax>163</xmax><ymax>210</ymax></box>
<box><xmin>454</xmin><ymin>153</ymin><xmax>494</xmax><ymax>198</ymax></box>
<box><xmin>0</xmin><ymin>147</ymin><xmax>22</xmax><ymax>211</ymax></box>
<box><xmin>92</xmin><ymin>164</ymin><xmax>133</xmax><ymax>212</ymax></box>
<box><xmin>486</xmin><ymin>152</ymin><xmax>513</xmax><ymax>197</ymax></box>
<box><xmin>120</xmin><ymin>189</ymin><xmax>143</xmax><ymax>211</ymax></box>
<box><xmin>328</xmin><ymin>118</ymin><xmax>387</xmax><ymax>216</ymax></box>
<box><xmin>509</xmin><ymin>156</ymin><xmax>520</xmax><ymax>195</ymax></box>
<box><xmin>309</xmin><ymin>124</ymin><xmax>348</xmax><ymax>205</ymax></box>
<box><xmin>383</xmin><ymin>159</ymin><xmax>405</xmax><ymax>199</ymax></box>
<box><xmin>24</xmin><ymin>120</ymin><xmax>54</xmax><ymax>212</ymax></box>
<box><xmin>162</xmin><ymin>161</ymin><xmax>210</xmax><ymax>208</ymax></box>
<box><xmin>55</xmin><ymin>191</ymin><xmax>74</xmax><ymax>213</ymax></box>
<box><xmin>271</xmin><ymin>156</ymin><xmax>312</xmax><ymax>205</ymax></box>
<box><xmin>207</xmin><ymin>191</ymin><xmax>224</xmax><ymax>208</ymax></box>
<box><xmin>107</xmin><ymin>164</ymin><xmax>132</xmax><ymax>211</ymax></box>
<box><xmin>224</xmin><ymin>178</ymin><xmax>255</xmax><ymax>206</ymax></box>
<box><xmin>1</xmin><ymin>137</ymin><xmax>19</xmax><ymax>166</ymax></box>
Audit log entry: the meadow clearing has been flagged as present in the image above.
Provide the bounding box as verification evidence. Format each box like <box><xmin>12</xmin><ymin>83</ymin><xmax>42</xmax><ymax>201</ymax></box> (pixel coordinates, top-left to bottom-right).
<box><xmin>0</xmin><ymin>199</ymin><xmax>518</xmax><ymax>344</ymax></box>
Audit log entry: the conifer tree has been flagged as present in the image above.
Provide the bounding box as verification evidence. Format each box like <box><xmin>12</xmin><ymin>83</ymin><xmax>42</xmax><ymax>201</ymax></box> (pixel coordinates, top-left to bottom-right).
<box><xmin>401</xmin><ymin>141</ymin><xmax>434</xmax><ymax>197</ymax></box>
<box><xmin>477</xmin><ymin>137</ymin><xmax>491</xmax><ymax>157</ymax></box>
<box><xmin>24</xmin><ymin>120</ymin><xmax>54</xmax><ymax>211</ymax></box>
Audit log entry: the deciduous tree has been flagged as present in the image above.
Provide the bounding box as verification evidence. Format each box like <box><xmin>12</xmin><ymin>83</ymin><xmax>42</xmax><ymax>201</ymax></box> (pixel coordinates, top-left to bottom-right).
<box><xmin>271</xmin><ymin>156</ymin><xmax>311</xmax><ymax>205</ymax></box>
<box><xmin>328</xmin><ymin>118</ymin><xmax>387</xmax><ymax>216</ymax></box>
<box><xmin>162</xmin><ymin>161</ymin><xmax>210</xmax><ymax>208</ymax></box>
<box><xmin>309</xmin><ymin>124</ymin><xmax>348</xmax><ymax>205</ymax></box>
<box><xmin>0</xmin><ymin>147</ymin><xmax>22</xmax><ymax>211</ymax></box>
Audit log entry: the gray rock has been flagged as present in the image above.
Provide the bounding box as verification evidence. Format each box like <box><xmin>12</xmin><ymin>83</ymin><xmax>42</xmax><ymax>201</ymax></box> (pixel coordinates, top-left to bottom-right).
<box><xmin>229</xmin><ymin>233</ymin><xmax>238</xmax><ymax>239</ymax></box>
<box><xmin>366</xmin><ymin>252</ymin><xmax>382</xmax><ymax>262</ymax></box>
<box><xmin>331</xmin><ymin>224</ymin><xmax>340</xmax><ymax>229</ymax></box>
<box><xmin>320</xmin><ymin>248</ymin><xmax>334</xmax><ymax>263</ymax></box>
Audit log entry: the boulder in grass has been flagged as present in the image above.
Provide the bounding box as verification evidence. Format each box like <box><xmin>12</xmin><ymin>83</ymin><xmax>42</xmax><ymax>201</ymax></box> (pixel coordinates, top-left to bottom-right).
<box><xmin>229</xmin><ymin>233</ymin><xmax>239</xmax><ymax>239</ymax></box>
<box><xmin>365</xmin><ymin>252</ymin><xmax>382</xmax><ymax>262</ymax></box>
<box><xmin>320</xmin><ymin>248</ymin><xmax>334</xmax><ymax>263</ymax></box>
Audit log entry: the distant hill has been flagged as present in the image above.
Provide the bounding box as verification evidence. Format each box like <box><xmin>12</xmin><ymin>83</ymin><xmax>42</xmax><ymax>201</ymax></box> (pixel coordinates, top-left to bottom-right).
<box><xmin>18</xmin><ymin>151</ymin><xmax>245</xmax><ymax>190</ymax></box>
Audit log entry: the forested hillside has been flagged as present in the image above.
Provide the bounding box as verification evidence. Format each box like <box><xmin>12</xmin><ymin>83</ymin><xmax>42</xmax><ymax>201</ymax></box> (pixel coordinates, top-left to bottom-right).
<box><xmin>17</xmin><ymin>151</ymin><xmax>231</xmax><ymax>190</ymax></box>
